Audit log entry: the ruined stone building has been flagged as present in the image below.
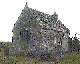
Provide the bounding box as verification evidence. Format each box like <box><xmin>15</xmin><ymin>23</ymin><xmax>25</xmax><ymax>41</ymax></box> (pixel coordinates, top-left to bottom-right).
<box><xmin>12</xmin><ymin>3</ymin><xmax>70</xmax><ymax>58</ymax></box>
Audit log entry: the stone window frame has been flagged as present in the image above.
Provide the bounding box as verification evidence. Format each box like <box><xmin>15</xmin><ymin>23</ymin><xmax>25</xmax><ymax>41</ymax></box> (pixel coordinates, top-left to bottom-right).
<box><xmin>20</xmin><ymin>29</ymin><xmax>31</xmax><ymax>41</ymax></box>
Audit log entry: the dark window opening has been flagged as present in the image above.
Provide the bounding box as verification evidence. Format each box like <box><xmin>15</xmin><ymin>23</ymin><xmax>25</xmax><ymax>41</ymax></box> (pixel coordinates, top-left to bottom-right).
<box><xmin>59</xmin><ymin>37</ymin><xmax>62</xmax><ymax>45</ymax></box>
<box><xmin>14</xmin><ymin>24</ymin><xmax>15</xmax><ymax>26</ymax></box>
<box><xmin>12</xmin><ymin>37</ymin><xmax>13</xmax><ymax>42</ymax></box>
<box><xmin>40</xmin><ymin>32</ymin><xmax>41</xmax><ymax>34</ymax></box>
<box><xmin>20</xmin><ymin>30</ymin><xmax>31</xmax><ymax>41</ymax></box>
<box><xmin>44</xmin><ymin>21</ymin><xmax>47</xmax><ymax>24</ymax></box>
<box><xmin>36</xmin><ymin>16</ymin><xmax>37</xmax><ymax>18</ymax></box>
<box><xmin>29</xmin><ymin>21</ymin><xmax>30</xmax><ymax>22</ymax></box>
<box><xmin>51</xmin><ymin>29</ymin><xmax>53</xmax><ymax>30</ymax></box>
<box><xmin>40</xmin><ymin>19</ymin><xmax>42</xmax><ymax>21</ymax></box>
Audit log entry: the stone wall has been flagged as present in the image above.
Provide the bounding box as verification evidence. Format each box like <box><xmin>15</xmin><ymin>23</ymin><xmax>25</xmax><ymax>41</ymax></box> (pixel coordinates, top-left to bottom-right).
<box><xmin>11</xmin><ymin>3</ymin><xmax>70</xmax><ymax>61</ymax></box>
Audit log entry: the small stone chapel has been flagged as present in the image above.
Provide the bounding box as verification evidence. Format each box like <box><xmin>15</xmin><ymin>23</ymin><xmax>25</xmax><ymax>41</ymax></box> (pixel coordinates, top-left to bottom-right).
<box><xmin>12</xmin><ymin>2</ymin><xmax>70</xmax><ymax>58</ymax></box>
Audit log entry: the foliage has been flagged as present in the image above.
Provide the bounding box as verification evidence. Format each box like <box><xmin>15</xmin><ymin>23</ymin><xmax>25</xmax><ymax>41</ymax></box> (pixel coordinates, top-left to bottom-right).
<box><xmin>69</xmin><ymin>37</ymin><xmax>80</xmax><ymax>52</ymax></box>
<box><xmin>73</xmin><ymin>38</ymin><xmax>79</xmax><ymax>51</ymax></box>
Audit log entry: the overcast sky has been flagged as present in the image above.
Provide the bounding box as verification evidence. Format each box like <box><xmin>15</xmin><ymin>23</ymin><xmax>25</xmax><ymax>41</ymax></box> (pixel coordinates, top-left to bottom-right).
<box><xmin>0</xmin><ymin>0</ymin><xmax>80</xmax><ymax>42</ymax></box>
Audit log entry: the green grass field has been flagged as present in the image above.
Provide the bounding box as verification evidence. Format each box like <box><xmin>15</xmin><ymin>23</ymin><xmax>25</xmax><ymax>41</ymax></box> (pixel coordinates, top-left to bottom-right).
<box><xmin>0</xmin><ymin>42</ymin><xmax>80</xmax><ymax>64</ymax></box>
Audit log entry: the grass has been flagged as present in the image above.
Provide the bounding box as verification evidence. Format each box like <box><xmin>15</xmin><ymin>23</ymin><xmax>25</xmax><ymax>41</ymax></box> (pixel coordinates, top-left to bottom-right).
<box><xmin>0</xmin><ymin>42</ymin><xmax>80</xmax><ymax>64</ymax></box>
<box><xmin>57</xmin><ymin>51</ymin><xmax>80</xmax><ymax>64</ymax></box>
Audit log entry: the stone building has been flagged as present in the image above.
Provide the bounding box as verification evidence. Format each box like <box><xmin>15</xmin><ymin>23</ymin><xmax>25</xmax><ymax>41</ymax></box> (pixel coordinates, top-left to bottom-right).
<box><xmin>12</xmin><ymin>2</ymin><xmax>70</xmax><ymax>60</ymax></box>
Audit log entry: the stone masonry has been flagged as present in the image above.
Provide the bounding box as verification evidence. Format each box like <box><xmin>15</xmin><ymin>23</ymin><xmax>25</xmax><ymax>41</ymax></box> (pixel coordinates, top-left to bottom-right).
<box><xmin>11</xmin><ymin>2</ymin><xmax>70</xmax><ymax>62</ymax></box>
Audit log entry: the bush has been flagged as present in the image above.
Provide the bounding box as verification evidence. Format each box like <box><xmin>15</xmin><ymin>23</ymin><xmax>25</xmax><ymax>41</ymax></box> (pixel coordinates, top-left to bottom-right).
<box><xmin>71</xmin><ymin>38</ymin><xmax>79</xmax><ymax>52</ymax></box>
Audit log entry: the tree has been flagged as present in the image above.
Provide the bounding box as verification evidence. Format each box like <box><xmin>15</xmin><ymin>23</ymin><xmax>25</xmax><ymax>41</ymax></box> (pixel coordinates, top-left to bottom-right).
<box><xmin>70</xmin><ymin>33</ymin><xmax>80</xmax><ymax>52</ymax></box>
<box><xmin>68</xmin><ymin>33</ymin><xmax>80</xmax><ymax>52</ymax></box>
<box><xmin>73</xmin><ymin>38</ymin><xmax>79</xmax><ymax>52</ymax></box>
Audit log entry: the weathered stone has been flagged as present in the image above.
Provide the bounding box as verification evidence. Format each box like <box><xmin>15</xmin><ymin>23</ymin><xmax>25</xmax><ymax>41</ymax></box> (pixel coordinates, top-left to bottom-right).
<box><xmin>11</xmin><ymin>2</ymin><xmax>70</xmax><ymax>62</ymax></box>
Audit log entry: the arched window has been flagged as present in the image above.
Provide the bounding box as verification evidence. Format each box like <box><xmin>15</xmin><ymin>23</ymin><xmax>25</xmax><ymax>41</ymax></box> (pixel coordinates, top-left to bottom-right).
<box><xmin>59</xmin><ymin>37</ymin><xmax>62</xmax><ymax>45</ymax></box>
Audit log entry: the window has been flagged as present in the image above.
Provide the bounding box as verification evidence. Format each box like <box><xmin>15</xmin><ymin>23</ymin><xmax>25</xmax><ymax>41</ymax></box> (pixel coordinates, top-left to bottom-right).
<box><xmin>59</xmin><ymin>37</ymin><xmax>62</xmax><ymax>45</ymax></box>
<box><xmin>51</xmin><ymin>29</ymin><xmax>53</xmax><ymax>30</ymax></box>
<box><xmin>20</xmin><ymin>30</ymin><xmax>31</xmax><ymax>42</ymax></box>
<box><xmin>12</xmin><ymin>37</ymin><xmax>13</xmax><ymax>42</ymax></box>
